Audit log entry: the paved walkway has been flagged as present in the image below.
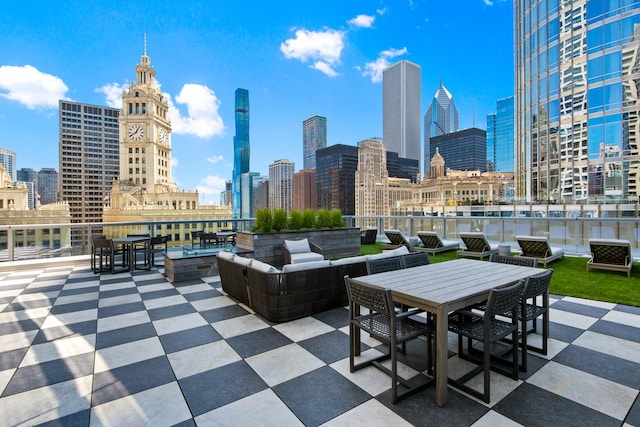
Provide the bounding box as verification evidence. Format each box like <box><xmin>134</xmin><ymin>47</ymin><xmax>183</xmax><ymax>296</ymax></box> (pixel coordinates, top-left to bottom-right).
<box><xmin>0</xmin><ymin>263</ymin><xmax>638</xmax><ymax>426</ymax></box>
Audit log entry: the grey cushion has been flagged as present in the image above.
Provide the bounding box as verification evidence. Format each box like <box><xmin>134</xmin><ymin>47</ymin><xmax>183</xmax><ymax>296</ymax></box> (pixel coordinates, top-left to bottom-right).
<box><xmin>284</xmin><ymin>238</ymin><xmax>311</xmax><ymax>254</ymax></box>
<box><xmin>290</xmin><ymin>252</ymin><xmax>324</xmax><ymax>264</ymax></box>
<box><xmin>282</xmin><ymin>260</ymin><xmax>331</xmax><ymax>272</ymax></box>
<box><xmin>233</xmin><ymin>255</ymin><xmax>253</xmax><ymax>266</ymax></box>
<box><xmin>217</xmin><ymin>251</ymin><xmax>234</xmax><ymax>260</ymax></box>
<box><xmin>250</xmin><ymin>259</ymin><xmax>280</xmax><ymax>273</ymax></box>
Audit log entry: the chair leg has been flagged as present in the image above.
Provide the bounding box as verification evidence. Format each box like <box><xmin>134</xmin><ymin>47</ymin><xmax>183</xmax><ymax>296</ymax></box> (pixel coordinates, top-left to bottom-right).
<box><xmin>521</xmin><ymin>317</ymin><xmax>528</xmax><ymax>372</ymax></box>
<box><xmin>391</xmin><ymin>337</ymin><xmax>398</xmax><ymax>403</ymax></box>
<box><xmin>483</xmin><ymin>339</ymin><xmax>491</xmax><ymax>403</ymax></box>
<box><xmin>511</xmin><ymin>329</ymin><xmax>519</xmax><ymax>380</ymax></box>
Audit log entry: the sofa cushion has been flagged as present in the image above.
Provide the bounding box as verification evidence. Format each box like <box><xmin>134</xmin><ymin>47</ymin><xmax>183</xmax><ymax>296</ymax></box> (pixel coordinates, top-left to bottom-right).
<box><xmin>290</xmin><ymin>252</ymin><xmax>324</xmax><ymax>264</ymax></box>
<box><xmin>282</xmin><ymin>260</ymin><xmax>331</xmax><ymax>272</ymax></box>
<box><xmin>331</xmin><ymin>255</ymin><xmax>369</xmax><ymax>266</ymax></box>
<box><xmin>386</xmin><ymin>246</ymin><xmax>410</xmax><ymax>256</ymax></box>
<box><xmin>284</xmin><ymin>238</ymin><xmax>311</xmax><ymax>254</ymax></box>
<box><xmin>233</xmin><ymin>255</ymin><xmax>253</xmax><ymax>266</ymax></box>
<box><xmin>217</xmin><ymin>251</ymin><xmax>234</xmax><ymax>260</ymax></box>
<box><xmin>250</xmin><ymin>259</ymin><xmax>280</xmax><ymax>273</ymax></box>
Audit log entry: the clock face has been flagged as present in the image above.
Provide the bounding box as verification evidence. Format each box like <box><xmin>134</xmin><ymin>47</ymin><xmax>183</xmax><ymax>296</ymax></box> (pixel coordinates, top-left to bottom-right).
<box><xmin>158</xmin><ymin>128</ymin><xmax>168</xmax><ymax>145</ymax></box>
<box><xmin>128</xmin><ymin>124</ymin><xmax>144</xmax><ymax>141</ymax></box>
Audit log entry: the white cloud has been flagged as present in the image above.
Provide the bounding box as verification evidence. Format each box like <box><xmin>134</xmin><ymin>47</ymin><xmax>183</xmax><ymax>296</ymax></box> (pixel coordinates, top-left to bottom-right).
<box><xmin>0</xmin><ymin>65</ymin><xmax>68</xmax><ymax>109</ymax></box>
<box><xmin>361</xmin><ymin>47</ymin><xmax>408</xmax><ymax>83</ymax></box>
<box><xmin>196</xmin><ymin>175</ymin><xmax>227</xmax><ymax>200</ymax></box>
<box><xmin>280</xmin><ymin>28</ymin><xmax>345</xmax><ymax>77</ymax></box>
<box><xmin>207</xmin><ymin>155</ymin><xmax>224</xmax><ymax>164</ymax></box>
<box><xmin>95</xmin><ymin>82</ymin><xmax>126</xmax><ymax>108</ymax></box>
<box><xmin>377</xmin><ymin>8</ymin><xmax>388</xmax><ymax>15</ymax></box>
<box><xmin>348</xmin><ymin>14</ymin><xmax>375</xmax><ymax>28</ymax></box>
<box><xmin>484</xmin><ymin>0</ymin><xmax>494</xmax><ymax>5</ymax></box>
<box><xmin>168</xmin><ymin>84</ymin><xmax>225</xmax><ymax>139</ymax></box>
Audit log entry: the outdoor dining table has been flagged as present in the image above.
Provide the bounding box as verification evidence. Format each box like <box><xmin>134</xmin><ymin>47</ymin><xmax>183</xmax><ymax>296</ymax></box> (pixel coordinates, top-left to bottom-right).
<box><xmin>112</xmin><ymin>236</ymin><xmax>151</xmax><ymax>271</ymax></box>
<box><xmin>350</xmin><ymin>258</ymin><xmax>542</xmax><ymax>406</ymax></box>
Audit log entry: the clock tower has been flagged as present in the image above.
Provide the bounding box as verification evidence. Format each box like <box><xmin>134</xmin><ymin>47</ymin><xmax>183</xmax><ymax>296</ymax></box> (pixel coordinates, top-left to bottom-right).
<box><xmin>118</xmin><ymin>36</ymin><xmax>175</xmax><ymax>194</ymax></box>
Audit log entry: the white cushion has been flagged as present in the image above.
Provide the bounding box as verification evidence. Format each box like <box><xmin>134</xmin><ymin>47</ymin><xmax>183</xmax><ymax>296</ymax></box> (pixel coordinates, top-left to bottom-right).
<box><xmin>250</xmin><ymin>259</ymin><xmax>280</xmax><ymax>273</ymax></box>
<box><xmin>282</xmin><ymin>260</ymin><xmax>331</xmax><ymax>272</ymax></box>
<box><xmin>285</xmin><ymin>238</ymin><xmax>311</xmax><ymax>254</ymax></box>
<box><xmin>290</xmin><ymin>252</ymin><xmax>324</xmax><ymax>264</ymax></box>
<box><xmin>388</xmin><ymin>246</ymin><xmax>410</xmax><ymax>256</ymax></box>
<box><xmin>217</xmin><ymin>251</ymin><xmax>234</xmax><ymax>260</ymax></box>
<box><xmin>233</xmin><ymin>255</ymin><xmax>253</xmax><ymax>266</ymax></box>
<box><xmin>330</xmin><ymin>255</ymin><xmax>369</xmax><ymax>266</ymax></box>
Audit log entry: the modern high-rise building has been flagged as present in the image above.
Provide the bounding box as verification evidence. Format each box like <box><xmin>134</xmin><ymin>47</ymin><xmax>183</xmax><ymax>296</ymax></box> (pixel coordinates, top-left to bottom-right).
<box><xmin>292</xmin><ymin>169</ymin><xmax>317</xmax><ymax>210</ymax></box>
<box><xmin>303</xmin><ymin>115</ymin><xmax>327</xmax><ymax>169</ymax></box>
<box><xmin>232</xmin><ymin>88</ymin><xmax>250</xmax><ymax>217</ymax></box>
<box><xmin>515</xmin><ymin>1</ymin><xmax>640</xmax><ymax>203</ymax></box>
<box><xmin>0</xmin><ymin>148</ymin><xmax>17</xmax><ymax>183</ymax></box>
<box><xmin>17</xmin><ymin>168</ymin><xmax>38</xmax><ymax>209</ymax></box>
<box><xmin>424</xmin><ymin>81</ymin><xmax>458</xmax><ymax>177</ymax></box>
<box><xmin>37</xmin><ymin>168</ymin><xmax>58</xmax><ymax>205</ymax></box>
<box><xmin>383</xmin><ymin>60</ymin><xmax>421</xmax><ymax>168</ymax></box>
<box><xmin>430</xmin><ymin>128</ymin><xmax>487</xmax><ymax>172</ymax></box>
<box><xmin>59</xmin><ymin>101</ymin><xmax>120</xmax><ymax>225</ymax></box>
<box><xmin>486</xmin><ymin>96</ymin><xmax>515</xmax><ymax>172</ymax></box>
<box><xmin>241</xmin><ymin>172</ymin><xmax>260</xmax><ymax>218</ymax></box>
<box><xmin>316</xmin><ymin>144</ymin><xmax>359</xmax><ymax>215</ymax></box>
<box><xmin>386</xmin><ymin>152</ymin><xmax>420</xmax><ymax>183</ymax></box>
<box><xmin>268</xmin><ymin>159</ymin><xmax>294</xmax><ymax>212</ymax></box>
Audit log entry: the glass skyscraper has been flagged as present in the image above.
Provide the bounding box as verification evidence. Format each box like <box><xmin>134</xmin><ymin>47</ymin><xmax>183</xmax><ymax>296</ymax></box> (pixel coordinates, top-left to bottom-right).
<box><xmin>424</xmin><ymin>81</ymin><xmax>458</xmax><ymax>177</ymax></box>
<box><xmin>487</xmin><ymin>96</ymin><xmax>514</xmax><ymax>172</ymax></box>
<box><xmin>515</xmin><ymin>0</ymin><xmax>640</xmax><ymax>203</ymax></box>
<box><xmin>303</xmin><ymin>115</ymin><xmax>327</xmax><ymax>169</ymax></box>
<box><xmin>232</xmin><ymin>88</ymin><xmax>250</xmax><ymax>218</ymax></box>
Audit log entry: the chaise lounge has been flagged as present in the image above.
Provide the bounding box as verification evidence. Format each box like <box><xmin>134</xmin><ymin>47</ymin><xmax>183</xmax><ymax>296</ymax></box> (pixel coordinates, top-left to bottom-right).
<box><xmin>414</xmin><ymin>231</ymin><xmax>460</xmax><ymax>255</ymax></box>
<box><xmin>382</xmin><ymin>229</ymin><xmax>419</xmax><ymax>251</ymax></box>
<box><xmin>457</xmin><ymin>232</ymin><xmax>499</xmax><ymax>260</ymax></box>
<box><xmin>587</xmin><ymin>238</ymin><xmax>634</xmax><ymax>277</ymax></box>
<box><xmin>516</xmin><ymin>235</ymin><xmax>564</xmax><ymax>267</ymax></box>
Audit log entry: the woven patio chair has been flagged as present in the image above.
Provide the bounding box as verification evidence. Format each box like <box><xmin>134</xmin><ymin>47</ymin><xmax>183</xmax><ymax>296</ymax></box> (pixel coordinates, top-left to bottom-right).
<box><xmin>490</xmin><ymin>253</ymin><xmax>539</xmax><ymax>268</ymax></box>
<box><xmin>448</xmin><ymin>279</ymin><xmax>524</xmax><ymax>403</ymax></box>
<box><xmin>366</xmin><ymin>256</ymin><xmax>403</xmax><ymax>275</ymax></box>
<box><xmin>401</xmin><ymin>252</ymin><xmax>430</xmax><ymax>269</ymax></box>
<box><xmin>457</xmin><ymin>232</ymin><xmax>499</xmax><ymax>260</ymax></box>
<box><xmin>516</xmin><ymin>235</ymin><xmax>564</xmax><ymax>267</ymax></box>
<box><xmin>415</xmin><ymin>231</ymin><xmax>460</xmax><ymax>255</ymax></box>
<box><xmin>344</xmin><ymin>276</ymin><xmax>435</xmax><ymax>403</ymax></box>
<box><xmin>587</xmin><ymin>239</ymin><xmax>634</xmax><ymax>277</ymax></box>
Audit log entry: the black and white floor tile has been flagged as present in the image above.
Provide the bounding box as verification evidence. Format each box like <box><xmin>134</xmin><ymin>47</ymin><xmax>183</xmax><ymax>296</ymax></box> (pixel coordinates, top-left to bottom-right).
<box><xmin>0</xmin><ymin>264</ymin><xmax>638</xmax><ymax>426</ymax></box>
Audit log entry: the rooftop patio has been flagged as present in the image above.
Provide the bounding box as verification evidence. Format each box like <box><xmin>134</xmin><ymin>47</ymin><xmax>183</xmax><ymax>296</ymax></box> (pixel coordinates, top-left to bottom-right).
<box><xmin>0</xmin><ymin>260</ymin><xmax>639</xmax><ymax>426</ymax></box>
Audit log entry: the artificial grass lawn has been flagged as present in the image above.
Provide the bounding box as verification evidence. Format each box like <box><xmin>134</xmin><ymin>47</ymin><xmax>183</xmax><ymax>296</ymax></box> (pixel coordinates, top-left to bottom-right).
<box><xmin>361</xmin><ymin>243</ymin><xmax>640</xmax><ymax>307</ymax></box>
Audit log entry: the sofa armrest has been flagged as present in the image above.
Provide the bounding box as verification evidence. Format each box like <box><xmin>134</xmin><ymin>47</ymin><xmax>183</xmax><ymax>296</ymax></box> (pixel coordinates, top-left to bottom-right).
<box><xmin>310</xmin><ymin>242</ymin><xmax>322</xmax><ymax>254</ymax></box>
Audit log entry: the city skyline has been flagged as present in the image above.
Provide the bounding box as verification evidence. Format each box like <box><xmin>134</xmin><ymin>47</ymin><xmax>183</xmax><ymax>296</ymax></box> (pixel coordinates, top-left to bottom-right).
<box><xmin>0</xmin><ymin>0</ymin><xmax>514</xmax><ymax>201</ymax></box>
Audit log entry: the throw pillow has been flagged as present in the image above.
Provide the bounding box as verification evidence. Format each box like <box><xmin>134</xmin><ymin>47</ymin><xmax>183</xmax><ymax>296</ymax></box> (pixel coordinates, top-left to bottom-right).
<box><xmin>284</xmin><ymin>238</ymin><xmax>311</xmax><ymax>254</ymax></box>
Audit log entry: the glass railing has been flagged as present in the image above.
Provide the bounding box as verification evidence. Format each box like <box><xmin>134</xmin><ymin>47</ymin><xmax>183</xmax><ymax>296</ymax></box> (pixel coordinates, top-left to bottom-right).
<box><xmin>1</xmin><ymin>215</ymin><xmax>639</xmax><ymax>263</ymax></box>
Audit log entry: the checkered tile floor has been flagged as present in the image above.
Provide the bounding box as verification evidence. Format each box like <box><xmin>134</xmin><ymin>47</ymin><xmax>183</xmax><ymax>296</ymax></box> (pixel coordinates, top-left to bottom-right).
<box><xmin>0</xmin><ymin>263</ymin><xmax>639</xmax><ymax>426</ymax></box>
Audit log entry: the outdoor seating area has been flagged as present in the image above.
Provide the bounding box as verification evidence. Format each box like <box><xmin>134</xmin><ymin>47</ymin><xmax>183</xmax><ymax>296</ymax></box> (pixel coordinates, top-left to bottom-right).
<box><xmin>1</xmin><ymin>257</ymin><xmax>638</xmax><ymax>426</ymax></box>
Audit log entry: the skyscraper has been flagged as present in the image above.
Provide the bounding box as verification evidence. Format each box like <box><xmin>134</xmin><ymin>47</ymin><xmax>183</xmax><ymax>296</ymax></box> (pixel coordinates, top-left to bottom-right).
<box><xmin>59</xmin><ymin>101</ymin><xmax>120</xmax><ymax>224</ymax></box>
<box><xmin>486</xmin><ymin>96</ymin><xmax>514</xmax><ymax>172</ymax></box>
<box><xmin>0</xmin><ymin>148</ymin><xmax>17</xmax><ymax>183</ymax></box>
<box><xmin>316</xmin><ymin>144</ymin><xmax>358</xmax><ymax>215</ymax></box>
<box><xmin>515</xmin><ymin>1</ymin><xmax>640</xmax><ymax>203</ymax></box>
<box><xmin>268</xmin><ymin>159</ymin><xmax>294</xmax><ymax>212</ymax></box>
<box><xmin>430</xmin><ymin>128</ymin><xmax>487</xmax><ymax>172</ymax></box>
<box><xmin>232</xmin><ymin>88</ymin><xmax>250</xmax><ymax>218</ymax></box>
<box><xmin>17</xmin><ymin>168</ymin><xmax>38</xmax><ymax>209</ymax></box>
<box><xmin>37</xmin><ymin>168</ymin><xmax>59</xmax><ymax>205</ymax></box>
<box><xmin>424</xmin><ymin>81</ymin><xmax>458</xmax><ymax>177</ymax></box>
<box><xmin>382</xmin><ymin>60</ymin><xmax>421</xmax><ymax>168</ymax></box>
<box><xmin>293</xmin><ymin>169</ymin><xmax>317</xmax><ymax>210</ymax></box>
<box><xmin>303</xmin><ymin>115</ymin><xmax>327</xmax><ymax>169</ymax></box>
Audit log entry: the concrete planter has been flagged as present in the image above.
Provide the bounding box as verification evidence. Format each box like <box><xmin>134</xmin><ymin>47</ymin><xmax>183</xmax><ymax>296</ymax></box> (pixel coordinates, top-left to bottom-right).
<box><xmin>236</xmin><ymin>228</ymin><xmax>361</xmax><ymax>268</ymax></box>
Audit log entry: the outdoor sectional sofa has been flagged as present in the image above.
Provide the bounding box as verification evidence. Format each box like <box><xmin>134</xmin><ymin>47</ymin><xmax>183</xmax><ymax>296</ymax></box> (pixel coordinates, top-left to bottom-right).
<box><xmin>217</xmin><ymin>246</ymin><xmax>410</xmax><ymax>322</ymax></box>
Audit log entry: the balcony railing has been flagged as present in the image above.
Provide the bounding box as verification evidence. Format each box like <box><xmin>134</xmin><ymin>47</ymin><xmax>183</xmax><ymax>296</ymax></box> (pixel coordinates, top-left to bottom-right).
<box><xmin>1</xmin><ymin>214</ymin><xmax>639</xmax><ymax>264</ymax></box>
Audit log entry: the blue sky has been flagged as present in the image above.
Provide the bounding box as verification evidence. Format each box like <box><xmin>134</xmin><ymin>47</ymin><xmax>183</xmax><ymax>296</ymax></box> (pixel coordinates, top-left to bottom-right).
<box><xmin>0</xmin><ymin>0</ymin><xmax>513</xmax><ymax>201</ymax></box>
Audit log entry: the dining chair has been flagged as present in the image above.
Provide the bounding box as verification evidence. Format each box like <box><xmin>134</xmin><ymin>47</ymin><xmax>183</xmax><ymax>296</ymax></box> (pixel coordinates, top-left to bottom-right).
<box><xmin>149</xmin><ymin>235</ymin><xmax>170</xmax><ymax>266</ymax></box>
<box><xmin>490</xmin><ymin>253</ymin><xmax>539</xmax><ymax>268</ymax></box>
<box><xmin>91</xmin><ymin>237</ymin><xmax>125</xmax><ymax>274</ymax></box>
<box><xmin>366</xmin><ymin>257</ymin><xmax>403</xmax><ymax>275</ymax></box>
<box><xmin>504</xmin><ymin>269</ymin><xmax>553</xmax><ymax>371</ymax></box>
<box><xmin>401</xmin><ymin>252</ymin><xmax>430</xmax><ymax>268</ymax></box>
<box><xmin>344</xmin><ymin>276</ymin><xmax>435</xmax><ymax>403</ymax></box>
<box><xmin>127</xmin><ymin>234</ymin><xmax>151</xmax><ymax>270</ymax></box>
<box><xmin>448</xmin><ymin>279</ymin><xmax>524</xmax><ymax>403</ymax></box>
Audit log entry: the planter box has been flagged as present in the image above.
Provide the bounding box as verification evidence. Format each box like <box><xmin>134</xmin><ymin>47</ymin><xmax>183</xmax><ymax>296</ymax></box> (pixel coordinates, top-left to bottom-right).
<box><xmin>236</xmin><ymin>228</ymin><xmax>361</xmax><ymax>268</ymax></box>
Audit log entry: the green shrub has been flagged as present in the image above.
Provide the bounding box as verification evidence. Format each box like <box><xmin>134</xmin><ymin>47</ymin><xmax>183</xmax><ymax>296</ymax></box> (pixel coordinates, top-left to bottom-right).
<box><xmin>316</xmin><ymin>208</ymin><xmax>331</xmax><ymax>228</ymax></box>
<box><xmin>302</xmin><ymin>209</ymin><xmax>316</xmax><ymax>229</ymax></box>
<box><xmin>329</xmin><ymin>209</ymin><xmax>345</xmax><ymax>228</ymax></box>
<box><xmin>272</xmin><ymin>209</ymin><xmax>288</xmax><ymax>231</ymax></box>
<box><xmin>253</xmin><ymin>208</ymin><xmax>272</xmax><ymax>232</ymax></box>
<box><xmin>288</xmin><ymin>210</ymin><xmax>303</xmax><ymax>230</ymax></box>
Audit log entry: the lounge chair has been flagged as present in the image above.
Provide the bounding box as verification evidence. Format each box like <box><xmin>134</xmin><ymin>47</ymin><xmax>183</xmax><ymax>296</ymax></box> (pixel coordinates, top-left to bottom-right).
<box><xmin>283</xmin><ymin>238</ymin><xmax>324</xmax><ymax>264</ymax></box>
<box><xmin>457</xmin><ymin>232</ymin><xmax>499</xmax><ymax>260</ymax></box>
<box><xmin>360</xmin><ymin>228</ymin><xmax>377</xmax><ymax>245</ymax></box>
<box><xmin>415</xmin><ymin>231</ymin><xmax>459</xmax><ymax>255</ymax></box>
<box><xmin>516</xmin><ymin>235</ymin><xmax>564</xmax><ymax>267</ymax></box>
<box><xmin>587</xmin><ymin>238</ymin><xmax>634</xmax><ymax>277</ymax></box>
<box><xmin>381</xmin><ymin>229</ymin><xmax>419</xmax><ymax>251</ymax></box>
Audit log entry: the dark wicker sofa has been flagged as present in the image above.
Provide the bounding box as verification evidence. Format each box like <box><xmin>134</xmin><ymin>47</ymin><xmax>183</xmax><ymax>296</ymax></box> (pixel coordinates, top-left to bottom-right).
<box><xmin>217</xmin><ymin>248</ymin><xmax>409</xmax><ymax>322</ymax></box>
